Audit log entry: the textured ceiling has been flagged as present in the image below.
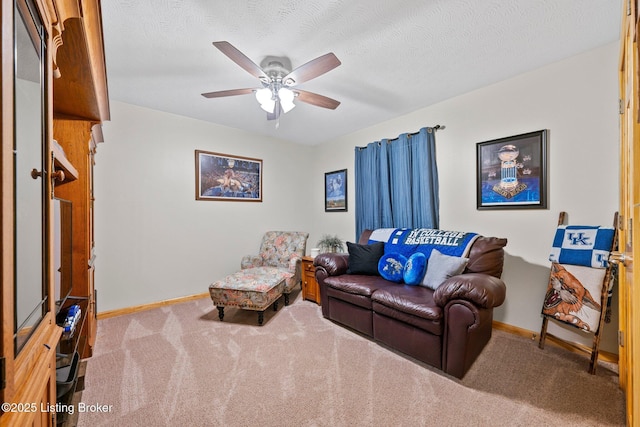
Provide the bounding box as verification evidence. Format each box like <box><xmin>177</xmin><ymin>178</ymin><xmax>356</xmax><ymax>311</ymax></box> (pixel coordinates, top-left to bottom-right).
<box><xmin>102</xmin><ymin>0</ymin><xmax>621</xmax><ymax>145</ymax></box>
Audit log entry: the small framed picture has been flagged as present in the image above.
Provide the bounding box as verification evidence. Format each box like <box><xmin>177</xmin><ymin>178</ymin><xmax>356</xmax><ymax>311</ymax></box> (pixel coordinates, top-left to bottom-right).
<box><xmin>195</xmin><ymin>150</ymin><xmax>262</xmax><ymax>201</ymax></box>
<box><xmin>325</xmin><ymin>169</ymin><xmax>347</xmax><ymax>212</ymax></box>
<box><xmin>476</xmin><ymin>130</ymin><xmax>548</xmax><ymax>210</ymax></box>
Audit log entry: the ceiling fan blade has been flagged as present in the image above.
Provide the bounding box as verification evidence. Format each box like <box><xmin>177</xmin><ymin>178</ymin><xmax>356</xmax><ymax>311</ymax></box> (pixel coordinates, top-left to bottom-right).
<box><xmin>295</xmin><ymin>89</ymin><xmax>341</xmax><ymax>110</ymax></box>
<box><xmin>212</xmin><ymin>41</ymin><xmax>269</xmax><ymax>81</ymax></box>
<box><xmin>283</xmin><ymin>53</ymin><xmax>341</xmax><ymax>86</ymax></box>
<box><xmin>201</xmin><ymin>88</ymin><xmax>255</xmax><ymax>98</ymax></box>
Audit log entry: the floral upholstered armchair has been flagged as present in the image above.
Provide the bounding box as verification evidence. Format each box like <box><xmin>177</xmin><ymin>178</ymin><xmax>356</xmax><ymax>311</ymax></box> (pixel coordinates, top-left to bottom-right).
<box><xmin>241</xmin><ymin>231</ymin><xmax>309</xmax><ymax>305</ymax></box>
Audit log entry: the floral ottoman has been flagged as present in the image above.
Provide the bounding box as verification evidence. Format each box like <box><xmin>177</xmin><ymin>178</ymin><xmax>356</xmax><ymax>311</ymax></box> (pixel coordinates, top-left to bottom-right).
<box><xmin>209</xmin><ymin>267</ymin><xmax>291</xmax><ymax>325</ymax></box>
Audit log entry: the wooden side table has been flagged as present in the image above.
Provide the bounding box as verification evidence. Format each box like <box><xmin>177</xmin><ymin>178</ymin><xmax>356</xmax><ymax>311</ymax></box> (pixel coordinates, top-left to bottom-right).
<box><xmin>301</xmin><ymin>256</ymin><xmax>321</xmax><ymax>305</ymax></box>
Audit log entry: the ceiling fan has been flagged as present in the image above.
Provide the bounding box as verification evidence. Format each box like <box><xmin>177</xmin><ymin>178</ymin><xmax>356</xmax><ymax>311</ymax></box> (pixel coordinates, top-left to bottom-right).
<box><xmin>201</xmin><ymin>41</ymin><xmax>341</xmax><ymax>121</ymax></box>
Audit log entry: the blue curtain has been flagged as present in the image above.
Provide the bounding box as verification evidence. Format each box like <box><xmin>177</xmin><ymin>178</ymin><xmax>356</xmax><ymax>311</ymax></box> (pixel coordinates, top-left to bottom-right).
<box><xmin>354</xmin><ymin>127</ymin><xmax>439</xmax><ymax>239</ymax></box>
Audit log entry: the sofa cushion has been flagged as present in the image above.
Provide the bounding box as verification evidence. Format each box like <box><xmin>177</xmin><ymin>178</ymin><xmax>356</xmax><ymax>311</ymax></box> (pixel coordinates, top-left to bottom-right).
<box><xmin>324</xmin><ymin>275</ymin><xmax>397</xmax><ymax>298</ymax></box>
<box><xmin>422</xmin><ymin>249</ymin><xmax>469</xmax><ymax>290</ymax></box>
<box><xmin>464</xmin><ymin>236</ymin><xmax>508</xmax><ymax>278</ymax></box>
<box><xmin>404</xmin><ymin>252</ymin><xmax>427</xmax><ymax>285</ymax></box>
<box><xmin>378</xmin><ymin>253</ymin><xmax>407</xmax><ymax>282</ymax></box>
<box><xmin>371</xmin><ymin>285</ymin><xmax>443</xmax><ymax>335</ymax></box>
<box><xmin>324</xmin><ymin>275</ymin><xmax>399</xmax><ymax>310</ymax></box>
<box><xmin>346</xmin><ymin>241</ymin><xmax>385</xmax><ymax>275</ymax></box>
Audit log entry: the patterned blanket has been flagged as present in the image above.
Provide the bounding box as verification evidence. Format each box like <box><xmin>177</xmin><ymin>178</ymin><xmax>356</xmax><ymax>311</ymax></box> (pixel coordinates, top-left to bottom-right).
<box><xmin>549</xmin><ymin>225</ymin><xmax>615</xmax><ymax>269</ymax></box>
<box><xmin>542</xmin><ymin>263</ymin><xmax>607</xmax><ymax>332</ymax></box>
<box><xmin>368</xmin><ymin>228</ymin><xmax>478</xmax><ymax>259</ymax></box>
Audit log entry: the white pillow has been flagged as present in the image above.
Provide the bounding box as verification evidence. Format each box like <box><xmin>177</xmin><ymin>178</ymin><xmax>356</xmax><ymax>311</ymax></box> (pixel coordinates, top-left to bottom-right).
<box><xmin>422</xmin><ymin>249</ymin><xmax>469</xmax><ymax>290</ymax></box>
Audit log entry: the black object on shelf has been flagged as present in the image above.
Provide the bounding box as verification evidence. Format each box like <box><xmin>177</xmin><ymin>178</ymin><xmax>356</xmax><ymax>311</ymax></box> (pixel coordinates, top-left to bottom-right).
<box><xmin>56</xmin><ymin>351</ymin><xmax>79</xmax><ymax>399</ymax></box>
<box><xmin>55</xmin><ymin>296</ymin><xmax>89</xmax><ymax>418</ymax></box>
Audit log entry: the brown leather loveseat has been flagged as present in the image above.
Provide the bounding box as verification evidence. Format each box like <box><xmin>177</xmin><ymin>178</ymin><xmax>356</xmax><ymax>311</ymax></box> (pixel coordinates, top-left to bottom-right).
<box><xmin>314</xmin><ymin>229</ymin><xmax>507</xmax><ymax>379</ymax></box>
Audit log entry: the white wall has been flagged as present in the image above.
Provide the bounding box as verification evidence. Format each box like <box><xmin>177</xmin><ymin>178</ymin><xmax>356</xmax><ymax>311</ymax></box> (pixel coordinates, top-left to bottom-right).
<box><xmin>96</xmin><ymin>103</ymin><xmax>312</xmax><ymax>311</ymax></box>
<box><xmin>309</xmin><ymin>42</ymin><xmax>620</xmax><ymax>352</ymax></box>
<box><xmin>97</xmin><ymin>41</ymin><xmax>619</xmax><ymax>352</ymax></box>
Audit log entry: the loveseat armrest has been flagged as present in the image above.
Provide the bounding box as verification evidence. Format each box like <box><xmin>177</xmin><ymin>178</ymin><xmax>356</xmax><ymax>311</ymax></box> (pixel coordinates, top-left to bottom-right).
<box><xmin>287</xmin><ymin>256</ymin><xmax>303</xmax><ymax>291</ymax></box>
<box><xmin>433</xmin><ymin>273</ymin><xmax>506</xmax><ymax>309</ymax></box>
<box><xmin>241</xmin><ymin>255</ymin><xmax>264</xmax><ymax>269</ymax></box>
<box><xmin>288</xmin><ymin>255</ymin><xmax>303</xmax><ymax>272</ymax></box>
<box><xmin>313</xmin><ymin>253</ymin><xmax>350</xmax><ymax>276</ymax></box>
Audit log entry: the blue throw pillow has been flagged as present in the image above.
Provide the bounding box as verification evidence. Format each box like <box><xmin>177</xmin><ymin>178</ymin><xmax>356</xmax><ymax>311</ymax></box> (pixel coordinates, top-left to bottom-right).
<box><xmin>378</xmin><ymin>253</ymin><xmax>407</xmax><ymax>283</ymax></box>
<box><xmin>403</xmin><ymin>252</ymin><xmax>427</xmax><ymax>285</ymax></box>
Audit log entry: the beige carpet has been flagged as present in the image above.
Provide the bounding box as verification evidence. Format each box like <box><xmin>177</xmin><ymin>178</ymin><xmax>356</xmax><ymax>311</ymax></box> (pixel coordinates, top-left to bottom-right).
<box><xmin>77</xmin><ymin>292</ymin><xmax>625</xmax><ymax>426</ymax></box>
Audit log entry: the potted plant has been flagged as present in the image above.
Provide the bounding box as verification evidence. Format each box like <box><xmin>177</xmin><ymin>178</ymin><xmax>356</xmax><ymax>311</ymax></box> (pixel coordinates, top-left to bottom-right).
<box><xmin>317</xmin><ymin>234</ymin><xmax>344</xmax><ymax>253</ymax></box>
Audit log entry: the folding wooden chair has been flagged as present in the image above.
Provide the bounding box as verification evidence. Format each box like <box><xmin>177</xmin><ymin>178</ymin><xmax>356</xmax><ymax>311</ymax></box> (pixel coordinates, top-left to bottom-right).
<box><xmin>538</xmin><ymin>211</ymin><xmax>618</xmax><ymax>374</ymax></box>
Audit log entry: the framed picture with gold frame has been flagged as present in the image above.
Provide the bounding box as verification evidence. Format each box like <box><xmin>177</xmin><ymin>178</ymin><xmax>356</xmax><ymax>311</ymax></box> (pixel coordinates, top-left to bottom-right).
<box><xmin>476</xmin><ymin>130</ymin><xmax>548</xmax><ymax>210</ymax></box>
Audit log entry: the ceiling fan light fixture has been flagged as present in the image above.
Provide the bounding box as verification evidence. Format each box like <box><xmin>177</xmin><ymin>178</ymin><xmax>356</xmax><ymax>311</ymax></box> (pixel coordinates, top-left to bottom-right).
<box><xmin>205</xmin><ymin>42</ymin><xmax>341</xmax><ymax>121</ymax></box>
<box><xmin>278</xmin><ymin>87</ymin><xmax>296</xmax><ymax>113</ymax></box>
<box><xmin>259</xmin><ymin>100</ymin><xmax>276</xmax><ymax>113</ymax></box>
<box><xmin>255</xmin><ymin>87</ymin><xmax>275</xmax><ymax>113</ymax></box>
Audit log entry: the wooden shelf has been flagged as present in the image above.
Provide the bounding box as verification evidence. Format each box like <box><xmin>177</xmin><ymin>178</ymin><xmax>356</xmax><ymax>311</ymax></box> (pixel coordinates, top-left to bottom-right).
<box><xmin>52</xmin><ymin>0</ymin><xmax>110</xmax><ymax>122</ymax></box>
<box><xmin>52</xmin><ymin>142</ymin><xmax>78</xmax><ymax>184</ymax></box>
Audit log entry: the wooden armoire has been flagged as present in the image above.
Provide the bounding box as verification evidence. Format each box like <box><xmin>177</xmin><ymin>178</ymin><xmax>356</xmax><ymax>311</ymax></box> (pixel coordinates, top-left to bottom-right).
<box><xmin>618</xmin><ymin>1</ymin><xmax>640</xmax><ymax>425</ymax></box>
<box><xmin>0</xmin><ymin>0</ymin><xmax>109</xmax><ymax>425</ymax></box>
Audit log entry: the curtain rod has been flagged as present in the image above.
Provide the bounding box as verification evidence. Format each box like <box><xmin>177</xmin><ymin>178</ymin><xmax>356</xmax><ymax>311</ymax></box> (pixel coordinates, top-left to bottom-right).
<box><xmin>385</xmin><ymin>125</ymin><xmax>445</xmax><ymax>143</ymax></box>
<box><xmin>356</xmin><ymin>125</ymin><xmax>445</xmax><ymax>149</ymax></box>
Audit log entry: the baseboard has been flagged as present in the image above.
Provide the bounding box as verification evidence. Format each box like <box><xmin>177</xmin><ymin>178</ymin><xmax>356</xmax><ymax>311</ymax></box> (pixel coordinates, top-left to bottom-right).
<box><xmin>97</xmin><ymin>292</ymin><xmax>210</xmax><ymax>320</ymax></box>
<box><xmin>493</xmin><ymin>320</ymin><xmax>618</xmax><ymax>364</ymax></box>
<box><xmin>96</xmin><ymin>296</ymin><xmax>618</xmax><ymax>365</ymax></box>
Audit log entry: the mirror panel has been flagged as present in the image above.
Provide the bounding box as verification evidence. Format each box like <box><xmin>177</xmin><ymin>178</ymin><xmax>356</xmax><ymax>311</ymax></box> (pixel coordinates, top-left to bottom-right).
<box><xmin>14</xmin><ymin>0</ymin><xmax>48</xmax><ymax>354</ymax></box>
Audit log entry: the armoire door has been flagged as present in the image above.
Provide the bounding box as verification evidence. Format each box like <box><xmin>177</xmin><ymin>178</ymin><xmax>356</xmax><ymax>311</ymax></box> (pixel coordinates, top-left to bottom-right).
<box><xmin>1</xmin><ymin>0</ymin><xmax>62</xmax><ymax>425</ymax></box>
<box><xmin>618</xmin><ymin>0</ymin><xmax>639</xmax><ymax>425</ymax></box>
